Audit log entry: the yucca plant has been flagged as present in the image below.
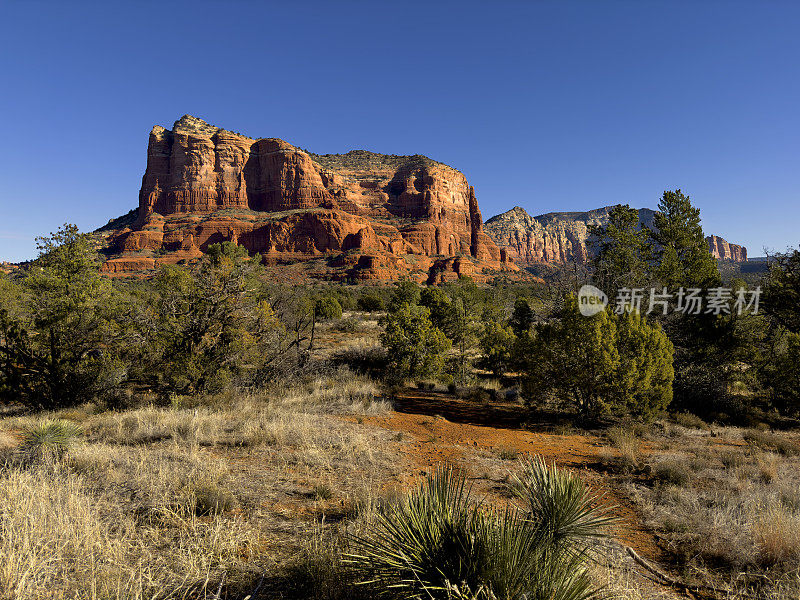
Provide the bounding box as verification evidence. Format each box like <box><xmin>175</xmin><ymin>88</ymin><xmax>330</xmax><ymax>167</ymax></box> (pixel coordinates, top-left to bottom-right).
<box><xmin>347</xmin><ymin>460</ymin><xmax>612</xmax><ymax>600</ymax></box>
<box><xmin>20</xmin><ymin>419</ymin><xmax>83</xmax><ymax>462</ymax></box>
<box><xmin>510</xmin><ymin>456</ymin><xmax>616</xmax><ymax>551</ymax></box>
<box><xmin>347</xmin><ymin>464</ymin><xmax>489</xmax><ymax>595</ymax></box>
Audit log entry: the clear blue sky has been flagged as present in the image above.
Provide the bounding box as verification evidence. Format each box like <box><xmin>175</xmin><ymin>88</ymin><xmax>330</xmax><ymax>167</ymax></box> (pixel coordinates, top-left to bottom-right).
<box><xmin>1</xmin><ymin>0</ymin><xmax>798</xmax><ymax>262</ymax></box>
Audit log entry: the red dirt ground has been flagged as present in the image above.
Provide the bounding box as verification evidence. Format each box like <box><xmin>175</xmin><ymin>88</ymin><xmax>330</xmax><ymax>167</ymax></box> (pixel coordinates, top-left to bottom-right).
<box><xmin>353</xmin><ymin>389</ymin><xmax>664</xmax><ymax>562</ymax></box>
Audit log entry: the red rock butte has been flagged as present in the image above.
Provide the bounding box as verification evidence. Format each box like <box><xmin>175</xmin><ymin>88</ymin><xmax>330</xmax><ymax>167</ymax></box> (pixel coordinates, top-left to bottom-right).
<box><xmin>98</xmin><ymin>115</ymin><xmax>516</xmax><ymax>282</ymax></box>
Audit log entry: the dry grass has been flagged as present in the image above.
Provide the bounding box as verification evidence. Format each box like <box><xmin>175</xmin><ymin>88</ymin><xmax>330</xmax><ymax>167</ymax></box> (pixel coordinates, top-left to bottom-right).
<box><xmin>758</xmin><ymin>452</ymin><xmax>780</xmax><ymax>484</ymax></box>
<box><xmin>497</xmin><ymin>448</ymin><xmax>520</xmax><ymax>461</ymax></box>
<box><xmin>604</xmin><ymin>425</ymin><xmax>642</xmax><ymax>472</ymax></box>
<box><xmin>743</xmin><ymin>429</ymin><xmax>800</xmax><ymax>456</ymax></box>
<box><xmin>754</xmin><ymin>501</ymin><xmax>800</xmax><ymax>566</ymax></box>
<box><xmin>651</xmin><ymin>457</ymin><xmax>692</xmax><ymax>486</ymax></box>
<box><xmin>330</xmin><ymin>339</ymin><xmax>387</xmax><ymax>373</ymax></box>
<box><xmin>672</xmin><ymin>411</ymin><xmax>710</xmax><ymax>430</ymax></box>
<box><xmin>623</xmin><ymin>423</ymin><xmax>800</xmax><ymax>597</ymax></box>
<box><xmin>0</xmin><ymin>372</ymin><xmax>398</xmax><ymax>600</ymax></box>
<box><xmin>76</xmin><ymin>373</ymin><xmax>388</xmax><ymax>448</ymax></box>
<box><xmin>589</xmin><ymin>540</ymin><xmax>676</xmax><ymax>600</ymax></box>
<box><xmin>0</xmin><ymin>463</ymin><xmax>261</xmax><ymax>599</ymax></box>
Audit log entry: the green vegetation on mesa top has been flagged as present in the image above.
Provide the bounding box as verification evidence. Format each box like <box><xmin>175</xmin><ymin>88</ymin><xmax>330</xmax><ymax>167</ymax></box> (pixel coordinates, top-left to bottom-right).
<box><xmin>307</xmin><ymin>149</ymin><xmax>450</xmax><ymax>172</ymax></box>
<box><xmin>168</xmin><ymin>117</ymin><xmax>455</xmax><ymax>173</ymax></box>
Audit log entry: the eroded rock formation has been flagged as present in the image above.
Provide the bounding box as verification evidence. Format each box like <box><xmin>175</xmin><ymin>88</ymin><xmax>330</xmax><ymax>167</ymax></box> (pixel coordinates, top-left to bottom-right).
<box><xmin>100</xmin><ymin>115</ymin><xmax>515</xmax><ymax>281</ymax></box>
<box><xmin>706</xmin><ymin>234</ymin><xmax>747</xmax><ymax>262</ymax></box>
<box><xmin>484</xmin><ymin>206</ymin><xmax>746</xmax><ymax>266</ymax></box>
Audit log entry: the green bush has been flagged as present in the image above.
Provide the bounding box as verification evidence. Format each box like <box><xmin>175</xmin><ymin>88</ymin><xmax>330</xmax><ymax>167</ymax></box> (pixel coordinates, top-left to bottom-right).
<box><xmin>315</xmin><ymin>296</ymin><xmax>343</xmax><ymax>320</ymax></box>
<box><xmin>520</xmin><ymin>295</ymin><xmax>673</xmax><ymax>419</ymax></box>
<box><xmin>332</xmin><ymin>289</ymin><xmax>357</xmax><ymax>311</ymax></box>
<box><xmin>357</xmin><ymin>294</ymin><xmax>385</xmax><ymax>312</ymax></box>
<box><xmin>380</xmin><ymin>304</ymin><xmax>450</xmax><ymax>379</ymax></box>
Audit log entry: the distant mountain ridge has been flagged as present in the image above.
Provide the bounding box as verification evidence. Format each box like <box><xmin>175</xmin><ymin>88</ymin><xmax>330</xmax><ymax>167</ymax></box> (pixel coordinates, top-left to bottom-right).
<box><xmin>483</xmin><ymin>206</ymin><xmax>746</xmax><ymax>266</ymax></box>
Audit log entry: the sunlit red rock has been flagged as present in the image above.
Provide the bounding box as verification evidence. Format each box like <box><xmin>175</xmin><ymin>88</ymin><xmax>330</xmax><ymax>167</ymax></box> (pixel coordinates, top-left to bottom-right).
<box><xmin>100</xmin><ymin>115</ymin><xmax>516</xmax><ymax>281</ymax></box>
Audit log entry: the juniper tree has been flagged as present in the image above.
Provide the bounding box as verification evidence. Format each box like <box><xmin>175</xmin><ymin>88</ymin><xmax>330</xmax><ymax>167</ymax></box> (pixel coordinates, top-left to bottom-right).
<box><xmin>615</xmin><ymin>308</ymin><xmax>674</xmax><ymax>419</ymax></box>
<box><xmin>520</xmin><ymin>295</ymin><xmax>674</xmax><ymax>419</ymax></box>
<box><xmin>521</xmin><ymin>296</ymin><xmax>620</xmax><ymax>417</ymax></box>
<box><xmin>380</xmin><ymin>303</ymin><xmax>450</xmax><ymax>380</ymax></box>
<box><xmin>509</xmin><ymin>297</ymin><xmax>534</xmax><ymax>337</ymax></box>
<box><xmin>650</xmin><ymin>190</ymin><xmax>720</xmax><ymax>289</ymax></box>
<box><xmin>146</xmin><ymin>242</ymin><xmax>286</xmax><ymax>393</ymax></box>
<box><xmin>388</xmin><ymin>279</ymin><xmax>421</xmax><ymax>312</ymax></box>
<box><xmin>0</xmin><ymin>225</ymin><xmax>124</xmax><ymax>408</ymax></box>
<box><xmin>443</xmin><ymin>277</ymin><xmax>484</xmax><ymax>386</ymax></box>
<box><xmin>477</xmin><ymin>320</ymin><xmax>516</xmax><ymax>377</ymax></box>
<box><xmin>419</xmin><ymin>286</ymin><xmax>453</xmax><ymax>335</ymax></box>
<box><xmin>590</xmin><ymin>204</ymin><xmax>654</xmax><ymax>294</ymax></box>
<box><xmin>763</xmin><ymin>247</ymin><xmax>800</xmax><ymax>334</ymax></box>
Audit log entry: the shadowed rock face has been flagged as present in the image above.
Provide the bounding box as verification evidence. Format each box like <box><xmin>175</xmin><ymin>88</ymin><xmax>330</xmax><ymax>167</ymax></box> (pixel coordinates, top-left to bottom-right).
<box><xmin>484</xmin><ymin>206</ymin><xmax>746</xmax><ymax>265</ymax></box>
<box><xmin>101</xmin><ymin>115</ymin><xmax>515</xmax><ymax>281</ymax></box>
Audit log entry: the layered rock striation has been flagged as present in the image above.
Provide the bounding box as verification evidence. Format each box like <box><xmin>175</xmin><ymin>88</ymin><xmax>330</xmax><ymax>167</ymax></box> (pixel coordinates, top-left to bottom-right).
<box><xmin>100</xmin><ymin>115</ymin><xmax>515</xmax><ymax>282</ymax></box>
<box><xmin>706</xmin><ymin>234</ymin><xmax>747</xmax><ymax>262</ymax></box>
<box><xmin>484</xmin><ymin>206</ymin><xmax>746</xmax><ymax>266</ymax></box>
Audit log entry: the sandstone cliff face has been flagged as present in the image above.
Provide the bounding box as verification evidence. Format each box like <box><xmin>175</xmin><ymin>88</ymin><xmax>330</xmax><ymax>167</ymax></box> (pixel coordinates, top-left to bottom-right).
<box><xmin>102</xmin><ymin>115</ymin><xmax>515</xmax><ymax>281</ymax></box>
<box><xmin>484</xmin><ymin>206</ymin><xmax>746</xmax><ymax>266</ymax></box>
<box><xmin>706</xmin><ymin>234</ymin><xmax>747</xmax><ymax>262</ymax></box>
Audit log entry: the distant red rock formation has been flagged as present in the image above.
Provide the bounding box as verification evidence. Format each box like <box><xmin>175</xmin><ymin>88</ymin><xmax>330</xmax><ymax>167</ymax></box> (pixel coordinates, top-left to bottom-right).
<box><xmin>706</xmin><ymin>234</ymin><xmax>747</xmax><ymax>262</ymax></box>
<box><xmin>484</xmin><ymin>206</ymin><xmax>747</xmax><ymax>265</ymax></box>
<box><xmin>100</xmin><ymin>115</ymin><xmax>515</xmax><ymax>282</ymax></box>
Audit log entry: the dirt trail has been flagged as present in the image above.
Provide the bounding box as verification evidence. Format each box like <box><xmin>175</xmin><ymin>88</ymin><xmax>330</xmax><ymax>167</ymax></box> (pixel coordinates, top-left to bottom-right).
<box><xmin>357</xmin><ymin>389</ymin><xmax>663</xmax><ymax>562</ymax></box>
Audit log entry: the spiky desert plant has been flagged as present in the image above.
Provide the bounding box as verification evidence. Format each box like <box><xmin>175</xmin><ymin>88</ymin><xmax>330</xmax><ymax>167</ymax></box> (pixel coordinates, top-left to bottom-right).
<box><xmin>347</xmin><ymin>462</ymin><xmax>606</xmax><ymax>600</ymax></box>
<box><xmin>347</xmin><ymin>464</ymin><xmax>488</xmax><ymax>596</ymax></box>
<box><xmin>20</xmin><ymin>419</ymin><xmax>83</xmax><ymax>462</ymax></box>
<box><xmin>510</xmin><ymin>456</ymin><xmax>615</xmax><ymax>552</ymax></box>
